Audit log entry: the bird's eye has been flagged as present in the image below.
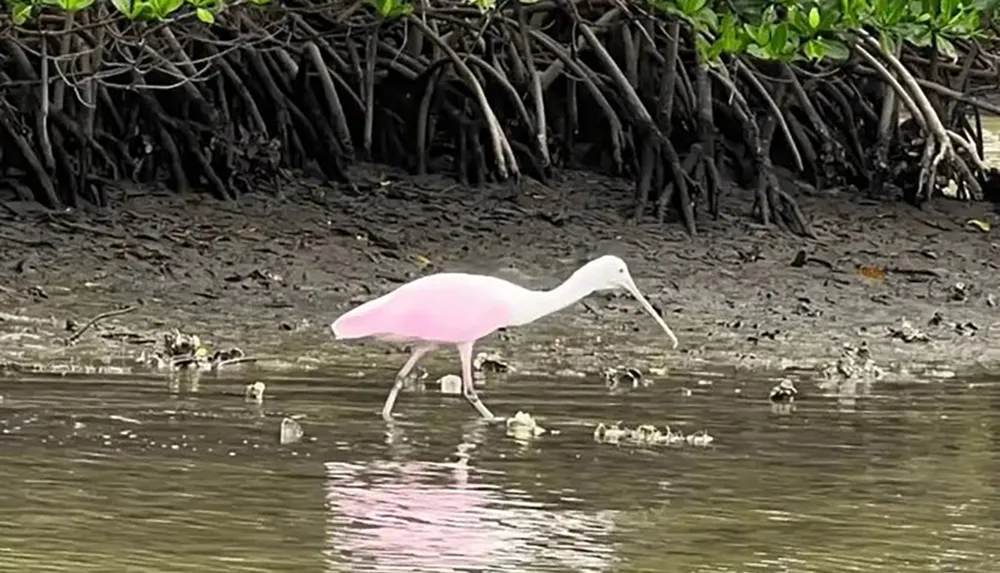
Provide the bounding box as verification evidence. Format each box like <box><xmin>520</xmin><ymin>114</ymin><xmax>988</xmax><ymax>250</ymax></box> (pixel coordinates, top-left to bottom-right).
<box><xmin>618</xmin><ymin>268</ymin><xmax>624</xmax><ymax>274</ymax></box>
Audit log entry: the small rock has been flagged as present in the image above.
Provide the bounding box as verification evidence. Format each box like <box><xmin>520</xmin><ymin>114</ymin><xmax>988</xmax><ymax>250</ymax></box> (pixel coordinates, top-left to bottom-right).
<box><xmin>888</xmin><ymin>319</ymin><xmax>930</xmax><ymax>343</ymax></box>
<box><xmin>279</xmin><ymin>417</ymin><xmax>303</xmax><ymax>445</ymax></box>
<box><xmin>437</xmin><ymin>374</ymin><xmax>462</xmax><ymax>395</ymax></box>
<box><xmin>505</xmin><ymin>411</ymin><xmax>545</xmax><ymax>439</ymax></box>
<box><xmin>245</xmin><ymin>381</ymin><xmax>266</xmax><ymax>403</ymax></box>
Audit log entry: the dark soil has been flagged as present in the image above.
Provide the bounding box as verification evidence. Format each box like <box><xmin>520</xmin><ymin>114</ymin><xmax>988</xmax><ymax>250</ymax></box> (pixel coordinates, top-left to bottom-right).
<box><xmin>2</xmin><ymin>164</ymin><xmax>999</xmax><ymax>383</ymax></box>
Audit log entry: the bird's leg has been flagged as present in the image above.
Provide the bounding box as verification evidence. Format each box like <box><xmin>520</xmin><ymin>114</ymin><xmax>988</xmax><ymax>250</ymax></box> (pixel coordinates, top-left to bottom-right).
<box><xmin>382</xmin><ymin>344</ymin><xmax>435</xmax><ymax>421</ymax></box>
<box><xmin>457</xmin><ymin>342</ymin><xmax>496</xmax><ymax>420</ymax></box>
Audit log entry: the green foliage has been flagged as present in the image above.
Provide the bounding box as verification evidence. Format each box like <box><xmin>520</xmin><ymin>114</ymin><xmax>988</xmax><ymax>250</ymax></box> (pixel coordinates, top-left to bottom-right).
<box><xmin>9</xmin><ymin>0</ymin><xmax>269</xmax><ymax>25</ymax></box>
<box><xmin>364</xmin><ymin>0</ymin><xmax>412</xmax><ymax>19</ymax></box>
<box><xmin>649</xmin><ymin>0</ymin><xmax>993</xmax><ymax>66</ymax></box>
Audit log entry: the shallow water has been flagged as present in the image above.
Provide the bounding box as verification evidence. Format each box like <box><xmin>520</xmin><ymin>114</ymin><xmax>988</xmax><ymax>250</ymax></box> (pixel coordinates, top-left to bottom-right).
<box><xmin>1</xmin><ymin>367</ymin><xmax>998</xmax><ymax>573</ymax></box>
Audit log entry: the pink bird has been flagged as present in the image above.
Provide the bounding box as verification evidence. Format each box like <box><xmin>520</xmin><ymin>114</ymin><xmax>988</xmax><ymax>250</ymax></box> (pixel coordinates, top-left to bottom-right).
<box><xmin>330</xmin><ymin>255</ymin><xmax>678</xmax><ymax>421</ymax></box>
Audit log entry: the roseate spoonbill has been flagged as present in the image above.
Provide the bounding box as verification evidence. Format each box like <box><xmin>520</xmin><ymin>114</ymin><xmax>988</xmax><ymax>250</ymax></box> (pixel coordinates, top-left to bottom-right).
<box><xmin>330</xmin><ymin>255</ymin><xmax>678</xmax><ymax>421</ymax></box>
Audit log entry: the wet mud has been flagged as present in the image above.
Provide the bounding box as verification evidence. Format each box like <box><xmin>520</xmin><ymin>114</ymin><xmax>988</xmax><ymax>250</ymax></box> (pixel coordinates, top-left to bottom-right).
<box><xmin>1</xmin><ymin>163</ymin><xmax>1000</xmax><ymax>387</ymax></box>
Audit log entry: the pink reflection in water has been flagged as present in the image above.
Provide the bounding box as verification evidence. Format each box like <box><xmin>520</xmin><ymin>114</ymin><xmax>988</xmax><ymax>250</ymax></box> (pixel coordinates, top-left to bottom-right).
<box><xmin>324</xmin><ymin>460</ymin><xmax>616</xmax><ymax>573</ymax></box>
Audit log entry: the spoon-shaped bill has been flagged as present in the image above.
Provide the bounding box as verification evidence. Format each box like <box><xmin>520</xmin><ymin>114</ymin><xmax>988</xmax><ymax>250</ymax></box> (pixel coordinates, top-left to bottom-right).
<box><xmin>622</xmin><ymin>278</ymin><xmax>679</xmax><ymax>349</ymax></box>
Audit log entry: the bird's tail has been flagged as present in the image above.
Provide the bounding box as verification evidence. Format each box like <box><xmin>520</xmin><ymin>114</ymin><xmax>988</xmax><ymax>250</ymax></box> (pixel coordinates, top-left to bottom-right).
<box><xmin>330</xmin><ymin>305</ymin><xmax>383</xmax><ymax>339</ymax></box>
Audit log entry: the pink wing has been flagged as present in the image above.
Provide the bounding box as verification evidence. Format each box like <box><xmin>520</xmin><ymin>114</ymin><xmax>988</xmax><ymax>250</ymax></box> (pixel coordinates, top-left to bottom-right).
<box><xmin>332</xmin><ymin>275</ymin><xmax>516</xmax><ymax>344</ymax></box>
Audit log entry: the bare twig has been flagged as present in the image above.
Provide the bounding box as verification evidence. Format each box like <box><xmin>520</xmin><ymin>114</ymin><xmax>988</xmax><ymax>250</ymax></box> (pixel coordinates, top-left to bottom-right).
<box><xmin>64</xmin><ymin>305</ymin><xmax>139</xmax><ymax>345</ymax></box>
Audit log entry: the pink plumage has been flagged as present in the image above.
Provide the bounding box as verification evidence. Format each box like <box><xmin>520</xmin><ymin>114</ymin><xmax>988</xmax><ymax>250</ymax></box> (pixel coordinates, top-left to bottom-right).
<box><xmin>331</xmin><ymin>274</ymin><xmax>521</xmax><ymax>344</ymax></box>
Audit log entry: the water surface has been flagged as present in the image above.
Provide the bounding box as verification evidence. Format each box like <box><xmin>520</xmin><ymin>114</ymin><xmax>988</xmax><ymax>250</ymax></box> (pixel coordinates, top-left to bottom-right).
<box><xmin>1</xmin><ymin>367</ymin><xmax>997</xmax><ymax>573</ymax></box>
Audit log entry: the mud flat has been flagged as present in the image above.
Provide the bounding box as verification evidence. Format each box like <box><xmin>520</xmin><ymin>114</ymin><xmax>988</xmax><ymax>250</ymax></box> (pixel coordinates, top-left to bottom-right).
<box><xmin>1</xmin><ymin>164</ymin><xmax>998</xmax><ymax>387</ymax></box>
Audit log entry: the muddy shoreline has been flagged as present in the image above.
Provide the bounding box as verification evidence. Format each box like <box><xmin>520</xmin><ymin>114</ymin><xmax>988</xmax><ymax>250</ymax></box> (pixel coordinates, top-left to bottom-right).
<box><xmin>2</xmin><ymin>164</ymin><xmax>999</xmax><ymax>387</ymax></box>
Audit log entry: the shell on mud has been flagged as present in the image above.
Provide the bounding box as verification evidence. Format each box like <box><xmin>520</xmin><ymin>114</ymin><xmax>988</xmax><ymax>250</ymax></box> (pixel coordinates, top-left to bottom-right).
<box><xmin>211</xmin><ymin>347</ymin><xmax>246</xmax><ymax>366</ymax></box>
<box><xmin>505</xmin><ymin>411</ymin><xmax>545</xmax><ymax>439</ymax></box>
<box><xmin>473</xmin><ymin>352</ymin><xmax>512</xmax><ymax>375</ymax></box>
<box><xmin>245</xmin><ymin>381</ymin><xmax>266</xmax><ymax>403</ymax></box>
<box><xmin>603</xmin><ymin>366</ymin><xmax>647</xmax><ymax>392</ymax></box>
<box><xmin>769</xmin><ymin>379</ymin><xmax>798</xmax><ymax>403</ymax></box>
<box><xmin>685</xmin><ymin>430</ymin><xmax>715</xmax><ymax>447</ymax></box>
<box><xmin>594</xmin><ymin>422</ymin><xmax>709</xmax><ymax>448</ymax></box>
<box><xmin>437</xmin><ymin>374</ymin><xmax>462</xmax><ymax>395</ymax></box>
<box><xmin>593</xmin><ymin>421</ymin><xmax>628</xmax><ymax>444</ymax></box>
<box><xmin>279</xmin><ymin>417</ymin><xmax>303</xmax><ymax>445</ymax></box>
<box><xmin>163</xmin><ymin>329</ymin><xmax>201</xmax><ymax>358</ymax></box>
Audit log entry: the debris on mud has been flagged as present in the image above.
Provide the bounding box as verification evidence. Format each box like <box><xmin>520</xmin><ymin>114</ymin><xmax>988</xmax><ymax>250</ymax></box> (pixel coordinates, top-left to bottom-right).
<box><xmin>685</xmin><ymin>430</ymin><xmax>715</xmax><ymax>447</ymax></box>
<box><xmin>966</xmin><ymin>218</ymin><xmax>991</xmax><ymax>233</ymax></box>
<box><xmin>949</xmin><ymin>282</ymin><xmax>972</xmax><ymax>302</ymax></box>
<box><xmin>888</xmin><ymin>320</ymin><xmax>930</xmax><ymax>343</ymax></box>
<box><xmin>403</xmin><ymin>366</ymin><xmax>429</xmax><ymax>388</ymax></box>
<box><xmin>437</xmin><ymin>374</ymin><xmax>462</xmax><ymax>395</ymax></box>
<box><xmin>593</xmin><ymin>422</ymin><xmax>714</xmax><ymax>448</ymax></box>
<box><xmin>63</xmin><ymin>305</ymin><xmax>138</xmax><ymax>345</ymax></box>
<box><xmin>954</xmin><ymin>321</ymin><xmax>979</xmax><ymax>337</ymax></box>
<box><xmin>164</xmin><ymin>329</ymin><xmax>201</xmax><ymax>359</ymax></box>
<box><xmin>505</xmin><ymin>411</ymin><xmax>546</xmax><ymax>441</ymax></box>
<box><xmin>603</xmin><ymin>366</ymin><xmax>649</xmax><ymax>393</ymax></box>
<box><xmin>769</xmin><ymin>379</ymin><xmax>798</xmax><ymax>403</ymax></box>
<box><xmin>473</xmin><ymin>352</ymin><xmax>512</xmax><ymax>384</ymax></box>
<box><xmin>474</xmin><ymin>352</ymin><xmax>511</xmax><ymax>374</ymax></box>
<box><xmin>137</xmin><ymin>329</ymin><xmax>256</xmax><ymax>373</ymax></box>
<box><xmin>245</xmin><ymin>381</ymin><xmax>266</xmax><ymax>404</ymax></box>
<box><xmin>855</xmin><ymin>264</ymin><xmax>887</xmax><ymax>281</ymax></box>
<box><xmin>280</xmin><ymin>417</ymin><xmax>304</xmax><ymax>445</ymax></box>
<box><xmin>818</xmin><ymin>343</ymin><xmax>884</xmax><ymax>402</ymax></box>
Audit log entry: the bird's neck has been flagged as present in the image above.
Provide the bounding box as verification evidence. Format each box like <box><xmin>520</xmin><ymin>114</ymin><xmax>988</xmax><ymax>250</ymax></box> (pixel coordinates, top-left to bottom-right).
<box><xmin>509</xmin><ymin>271</ymin><xmax>596</xmax><ymax>327</ymax></box>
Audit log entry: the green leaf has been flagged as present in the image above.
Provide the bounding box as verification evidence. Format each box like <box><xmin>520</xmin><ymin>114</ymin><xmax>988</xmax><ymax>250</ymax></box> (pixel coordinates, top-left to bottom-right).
<box><xmin>11</xmin><ymin>2</ymin><xmax>32</xmax><ymax>24</ymax></box>
<box><xmin>818</xmin><ymin>38</ymin><xmax>852</xmax><ymax>60</ymax></box>
<box><xmin>819</xmin><ymin>8</ymin><xmax>840</xmax><ymax>29</ymax></box>
<box><xmin>694</xmin><ymin>6</ymin><xmax>718</xmax><ymax>32</ymax></box>
<box><xmin>110</xmin><ymin>0</ymin><xmax>133</xmax><ymax>16</ymax></box>
<box><xmin>769</xmin><ymin>22</ymin><xmax>789</xmax><ymax>55</ymax></box>
<box><xmin>936</xmin><ymin>34</ymin><xmax>959</xmax><ymax>61</ymax></box>
<box><xmin>745</xmin><ymin>23</ymin><xmax>770</xmax><ymax>46</ymax></box>
<box><xmin>57</xmin><ymin>0</ymin><xmax>95</xmax><ymax>11</ymax></box>
<box><xmin>151</xmin><ymin>0</ymin><xmax>183</xmax><ymax>17</ymax></box>
<box><xmin>941</xmin><ymin>0</ymin><xmax>958</xmax><ymax>18</ymax></box>
<box><xmin>196</xmin><ymin>6</ymin><xmax>214</xmax><ymax>23</ymax></box>
<box><xmin>746</xmin><ymin>43</ymin><xmax>769</xmax><ymax>59</ymax></box>
<box><xmin>719</xmin><ymin>12</ymin><xmax>740</xmax><ymax>52</ymax></box>
<box><xmin>808</xmin><ymin>6</ymin><xmax>821</xmax><ymax>28</ymax></box>
<box><xmin>804</xmin><ymin>38</ymin><xmax>827</xmax><ymax>60</ymax></box>
<box><xmin>907</xmin><ymin>25</ymin><xmax>934</xmax><ymax>46</ymax></box>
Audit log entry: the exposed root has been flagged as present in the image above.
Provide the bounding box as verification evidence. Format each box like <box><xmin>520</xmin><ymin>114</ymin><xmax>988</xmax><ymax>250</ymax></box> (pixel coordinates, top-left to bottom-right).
<box><xmin>0</xmin><ymin>4</ymin><xmax>992</xmax><ymax>238</ymax></box>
